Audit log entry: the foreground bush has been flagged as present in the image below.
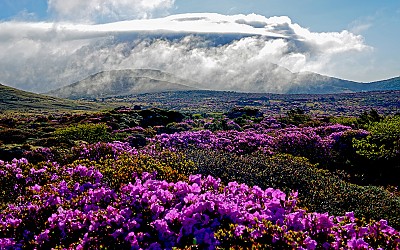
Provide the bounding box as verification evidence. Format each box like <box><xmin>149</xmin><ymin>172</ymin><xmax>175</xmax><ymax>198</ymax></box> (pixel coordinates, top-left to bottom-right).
<box><xmin>0</xmin><ymin>157</ymin><xmax>399</xmax><ymax>249</ymax></box>
<box><xmin>184</xmin><ymin>148</ymin><xmax>400</xmax><ymax>229</ymax></box>
<box><xmin>352</xmin><ymin>116</ymin><xmax>400</xmax><ymax>185</ymax></box>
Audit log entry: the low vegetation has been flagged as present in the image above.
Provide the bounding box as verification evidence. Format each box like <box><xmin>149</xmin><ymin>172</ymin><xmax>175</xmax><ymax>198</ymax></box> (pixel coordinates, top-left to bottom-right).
<box><xmin>1</xmin><ymin>104</ymin><xmax>399</xmax><ymax>249</ymax></box>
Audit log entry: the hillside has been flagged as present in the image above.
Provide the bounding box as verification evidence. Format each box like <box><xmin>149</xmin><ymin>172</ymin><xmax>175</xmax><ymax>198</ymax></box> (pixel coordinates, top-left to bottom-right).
<box><xmin>46</xmin><ymin>69</ymin><xmax>200</xmax><ymax>99</ymax></box>
<box><xmin>365</xmin><ymin>76</ymin><xmax>400</xmax><ymax>91</ymax></box>
<box><xmin>0</xmin><ymin>83</ymin><xmax>104</xmax><ymax>113</ymax></box>
<box><xmin>286</xmin><ymin>72</ymin><xmax>400</xmax><ymax>94</ymax></box>
<box><xmin>45</xmin><ymin>67</ymin><xmax>400</xmax><ymax>98</ymax></box>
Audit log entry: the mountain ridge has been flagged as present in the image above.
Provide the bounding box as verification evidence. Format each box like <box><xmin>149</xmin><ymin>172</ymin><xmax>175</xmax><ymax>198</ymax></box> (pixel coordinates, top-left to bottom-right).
<box><xmin>46</xmin><ymin>69</ymin><xmax>202</xmax><ymax>99</ymax></box>
<box><xmin>43</xmin><ymin>67</ymin><xmax>400</xmax><ymax>99</ymax></box>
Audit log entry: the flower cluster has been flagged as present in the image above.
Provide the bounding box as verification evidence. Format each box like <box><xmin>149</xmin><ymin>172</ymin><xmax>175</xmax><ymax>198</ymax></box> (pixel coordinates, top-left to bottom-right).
<box><xmin>152</xmin><ymin>130</ymin><xmax>276</xmax><ymax>154</ymax></box>
<box><xmin>1</xmin><ymin>157</ymin><xmax>399</xmax><ymax>249</ymax></box>
<box><xmin>150</xmin><ymin>124</ymin><xmax>368</xmax><ymax>159</ymax></box>
<box><xmin>72</xmin><ymin>141</ymin><xmax>138</xmax><ymax>161</ymax></box>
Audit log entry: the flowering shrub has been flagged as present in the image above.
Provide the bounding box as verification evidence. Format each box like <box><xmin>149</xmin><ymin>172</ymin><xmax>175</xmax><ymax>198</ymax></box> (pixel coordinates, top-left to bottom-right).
<box><xmin>1</xmin><ymin>108</ymin><xmax>400</xmax><ymax>249</ymax></box>
<box><xmin>152</xmin><ymin>130</ymin><xmax>276</xmax><ymax>154</ymax></box>
<box><xmin>23</xmin><ymin>147</ymin><xmax>55</xmax><ymax>164</ymax></box>
<box><xmin>0</xmin><ymin>157</ymin><xmax>399</xmax><ymax>249</ymax></box>
<box><xmin>274</xmin><ymin>127</ymin><xmax>329</xmax><ymax>162</ymax></box>
<box><xmin>71</xmin><ymin>141</ymin><xmax>138</xmax><ymax>161</ymax></box>
<box><xmin>151</xmin><ymin>124</ymin><xmax>362</xmax><ymax>160</ymax></box>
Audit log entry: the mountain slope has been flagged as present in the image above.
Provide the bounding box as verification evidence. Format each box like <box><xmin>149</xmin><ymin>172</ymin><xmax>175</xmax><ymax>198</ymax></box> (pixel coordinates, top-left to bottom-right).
<box><xmin>285</xmin><ymin>72</ymin><xmax>364</xmax><ymax>94</ymax></box>
<box><xmin>46</xmin><ymin>69</ymin><xmax>200</xmax><ymax>99</ymax></box>
<box><xmin>364</xmin><ymin>76</ymin><xmax>400</xmax><ymax>91</ymax></box>
<box><xmin>274</xmin><ymin>72</ymin><xmax>400</xmax><ymax>94</ymax></box>
<box><xmin>46</xmin><ymin>67</ymin><xmax>400</xmax><ymax>98</ymax></box>
<box><xmin>0</xmin><ymin>83</ymin><xmax>103</xmax><ymax>112</ymax></box>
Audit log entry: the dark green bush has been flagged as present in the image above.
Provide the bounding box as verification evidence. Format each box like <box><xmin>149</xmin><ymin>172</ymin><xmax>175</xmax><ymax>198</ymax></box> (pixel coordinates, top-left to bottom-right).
<box><xmin>183</xmin><ymin>148</ymin><xmax>400</xmax><ymax>229</ymax></box>
<box><xmin>0</xmin><ymin>128</ymin><xmax>31</xmax><ymax>144</ymax></box>
<box><xmin>279</xmin><ymin>108</ymin><xmax>312</xmax><ymax>126</ymax></box>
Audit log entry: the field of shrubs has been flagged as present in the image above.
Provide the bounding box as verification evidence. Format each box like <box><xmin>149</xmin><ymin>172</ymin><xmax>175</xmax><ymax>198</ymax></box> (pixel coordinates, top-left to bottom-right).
<box><xmin>1</xmin><ymin>106</ymin><xmax>399</xmax><ymax>249</ymax></box>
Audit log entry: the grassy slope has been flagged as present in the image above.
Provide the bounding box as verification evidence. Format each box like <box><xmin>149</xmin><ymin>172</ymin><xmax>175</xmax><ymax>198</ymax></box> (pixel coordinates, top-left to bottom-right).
<box><xmin>0</xmin><ymin>83</ymin><xmax>109</xmax><ymax>113</ymax></box>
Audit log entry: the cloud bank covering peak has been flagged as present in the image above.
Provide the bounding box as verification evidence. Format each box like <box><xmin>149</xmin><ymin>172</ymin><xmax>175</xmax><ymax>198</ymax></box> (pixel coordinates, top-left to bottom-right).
<box><xmin>0</xmin><ymin>10</ymin><xmax>372</xmax><ymax>93</ymax></box>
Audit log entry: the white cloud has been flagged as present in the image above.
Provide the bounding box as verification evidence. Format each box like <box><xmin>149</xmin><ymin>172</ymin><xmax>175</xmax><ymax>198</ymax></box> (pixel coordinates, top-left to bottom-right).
<box><xmin>0</xmin><ymin>13</ymin><xmax>372</xmax><ymax>93</ymax></box>
<box><xmin>349</xmin><ymin>17</ymin><xmax>373</xmax><ymax>35</ymax></box>
<box><xmin>47</xmin><ymin>0</ymin><xmax>175</xmax><ymax>23</ymax></box>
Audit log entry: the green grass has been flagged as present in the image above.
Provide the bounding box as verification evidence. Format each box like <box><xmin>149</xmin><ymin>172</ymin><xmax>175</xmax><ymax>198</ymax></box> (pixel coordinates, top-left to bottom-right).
<box><xmin>0</xmin><ymin>83</ymin><xmax>109</xmax><ymax>113</ymax></box>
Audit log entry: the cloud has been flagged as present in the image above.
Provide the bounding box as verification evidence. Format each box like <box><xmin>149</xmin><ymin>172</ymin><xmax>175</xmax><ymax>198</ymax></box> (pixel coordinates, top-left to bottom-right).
<box><xmin>0</xmin><ymin>13</ymin><xmax>371</xmax><ymax>93</ymax></box>
<box><xmin>349</xmin><ymin>17</ymin><xmax>373</xmax><ymax>35</ymax></box>
<box><xmin>350</xmin><ymin>23</ymin><xmax>372</xmax><ymax>34</ymax></box>
<box><xmin>47</xmin><ymin>0</ymin><xmax>175</xmax><ymax>23</ymax></box>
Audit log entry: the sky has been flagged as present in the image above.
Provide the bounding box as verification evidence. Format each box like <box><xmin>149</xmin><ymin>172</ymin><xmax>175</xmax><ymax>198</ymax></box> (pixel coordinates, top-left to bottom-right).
<box><xmin>0</xmin><ymin>0</ymin><xmax>399</xmax><ymax>93</ymax></box>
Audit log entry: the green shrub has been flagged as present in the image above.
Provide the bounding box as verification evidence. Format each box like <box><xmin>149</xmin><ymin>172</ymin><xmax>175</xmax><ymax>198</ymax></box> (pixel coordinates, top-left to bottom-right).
<box><xmin>355</xmin><ymin>116</ymin><xmax>400</xmax><ymax>153</ymax></box>
<box><xmin>279</xmin><ymin>108</ymin><xmax>312</xmax><ymax>126</ymax></box>
<box><xmin>329</xmin><ymin>116</ymin><xmax>358</xmax><ymax>127</ymax></box>
<box><xmin>54</xmin><ymin>123</ymin><xmax>111</xmax><ymax>144</ymax></box>
<box><xmin>357</xmin><ymin>108</ymin><xmax>382</xmax><ymax>127</ymax></box>
<box><xmin>352</xmin><ymin>116</ymin><xmax>400</xmax><ymax>183</ymax></box>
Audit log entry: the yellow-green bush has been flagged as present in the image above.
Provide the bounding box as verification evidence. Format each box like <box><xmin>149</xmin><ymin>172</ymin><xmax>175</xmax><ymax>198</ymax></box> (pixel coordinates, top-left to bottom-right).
<box><xmin>54</xmin><ymin>123</ymin><xmax>111</xmax><ymax>144</ymax></box>
<box><xmin>71</xmin><ymin>150</ymin><xmax>197</xmax><ymax>189</ymax></box>
<box><xmin>353</xmin><ymin>116</ymin><xmax>400</xmax><ymax>161</ymax></box>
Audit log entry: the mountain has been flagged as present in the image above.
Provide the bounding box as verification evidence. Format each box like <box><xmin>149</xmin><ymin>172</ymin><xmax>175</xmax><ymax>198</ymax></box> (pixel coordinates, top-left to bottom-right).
<box><xmin>248</xmin><ymin>69</ymin><xmax>400</xmax><ymax>94</ymax></box>
<box><xmin>46</xmin><ymin>69</ymin><xmax>200</xmax><ymax>99</ymax></box>
<box><xmin>364</xmin><ymin>76</ymin><xmax>400</xmax><ymax>91</ymax></box>
<box><xmin>0</xmin><ymin>83</ymin><xmax>104</xmax><ymax>112</ymax></box>
<box><xmin>292</xmin><ymin>73</ymin><xmax>400</xmax><ymax>94</ymax></box>
<box><xmin>284</xmin><ymin>72</ymin><xmax>364</xmax><ymax>94</ymax></box>
<box><xmin>46</xmin><ymin>67</ymin><xmax>400</xmax><ymax>99</ymax></box>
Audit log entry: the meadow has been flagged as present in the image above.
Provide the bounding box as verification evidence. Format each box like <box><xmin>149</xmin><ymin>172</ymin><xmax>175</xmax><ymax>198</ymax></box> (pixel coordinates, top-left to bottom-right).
<box><xmin>1</xmin><ymin>103</ymin><xmax>400</xmax><ymax>249</ymax></box>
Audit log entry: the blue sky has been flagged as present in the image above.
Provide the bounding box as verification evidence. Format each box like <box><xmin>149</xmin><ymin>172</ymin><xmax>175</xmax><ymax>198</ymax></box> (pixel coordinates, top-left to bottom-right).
<box><xmin>0</xmin><ymin>0</ymin><xmax>399</xmax><ymax>92</ymax></box>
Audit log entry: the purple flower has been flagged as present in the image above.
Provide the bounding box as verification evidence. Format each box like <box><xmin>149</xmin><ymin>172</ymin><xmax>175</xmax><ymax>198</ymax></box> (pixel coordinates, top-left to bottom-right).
<box><xmin>111</xmin><ymin>228</ymin><xmax>124</xmax><ymax>239</ymax></box>
<box><xmin>165</xmin><ymin>209</ymin><xmax>180</xmax><ymax>222</ymax></box>
<box><xmin>304</xmin><ymin>236</ymin><xmax>317</xmax><ymax>250</ymax></box>
<box><xmin>234</xmin><ymin>225</ymin><xmax>246</xmax><ymax>237</ymax></box>
<box><xmin>35</xmin><ymin>229</ymin><xmax>50</xmax><ymax>244</ymax></box>
<box><xmin>0</xmin><ymin>238</ymin><xmax>15</xmax><ymax>248</ymax></box>
<box><xmin>125</xmin><ymin>232</ymin><xmax>139</xmax><ymax>248</ymax></box>
<box><xmin>31</xmin><ymin>184</ymin><xmax>41</xmax><ymax>192</ymax></box>
<box><xmin>148</xmin><ymin>242</ymin><xmax>162</xmax><ymax>250</ymax></box>
<box><xmin>347</xmin><ymin>238</ymin><xmax>369</xmax><ymax>249</ymax></box>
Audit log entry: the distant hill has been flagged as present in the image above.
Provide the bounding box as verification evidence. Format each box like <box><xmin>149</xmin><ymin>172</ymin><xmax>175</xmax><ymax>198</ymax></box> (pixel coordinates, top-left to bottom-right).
<box><xmin>253</xmin><ymin>71</ymin><xmax>400</xmax><ymax>94</ymax></box>
<box><xmin>284</xmin><ymin>72</ymin><xmax>364</xmax><ymax>94</ymax></box>
<box><xmin>364</xmin><ymin>76</ymin><xmax>400</xmax><ymax>91</ymax></box>
<box><xmin>287</xmin><ymin>73</ymin><xmax>400</xmax><ymax>94</ymax></box>
<box><xmin>46</xmin><ymin>69</ymin><xmax>200</xmax><ymax>99</ymax></box>
<box><xmin>45</xmin><ymin>67</ymin><xmax>400</xmax><ymax>98</ymax></box>
<box><xmin>0</xmin><ymin>83</ymin><xmax>104</xmax><ymax>112</ymax></box>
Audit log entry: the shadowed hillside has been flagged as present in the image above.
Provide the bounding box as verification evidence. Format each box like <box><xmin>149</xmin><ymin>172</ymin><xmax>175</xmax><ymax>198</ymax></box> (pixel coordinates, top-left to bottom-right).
<box><xmin>46</xmin><ymin>69</ymin><xmax>201</xmax><ymax>99</ymax></box>
<box><xmin>0</xmin><ymin>83</ymin><xmax>105</xmax><ymax>113</ymax></box>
